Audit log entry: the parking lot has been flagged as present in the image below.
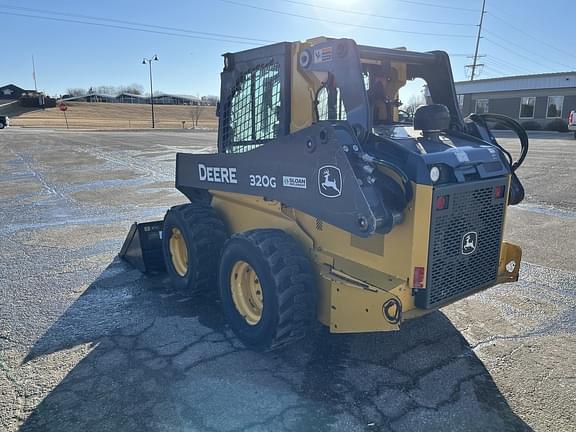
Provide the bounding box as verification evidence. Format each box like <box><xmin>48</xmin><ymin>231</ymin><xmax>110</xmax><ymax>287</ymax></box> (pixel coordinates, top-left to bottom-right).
<box><xmin>0</xmin><ymin>128</ymin><xmax>574</xmax><ymax>431</ymax></box>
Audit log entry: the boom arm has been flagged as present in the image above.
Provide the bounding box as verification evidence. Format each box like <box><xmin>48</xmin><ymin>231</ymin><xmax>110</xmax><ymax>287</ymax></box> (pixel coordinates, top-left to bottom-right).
<box><xmin>176</xmin><ymin>122</ymin><xmax>397</xmax><ymax>237</ymax></box>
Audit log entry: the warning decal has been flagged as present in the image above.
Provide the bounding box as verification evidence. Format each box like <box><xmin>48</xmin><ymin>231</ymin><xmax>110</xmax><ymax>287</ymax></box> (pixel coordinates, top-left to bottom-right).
<box><xmin>313</xmin><ymin>47</ymin><xmax>333</xmax><ymax>63</ymax></box>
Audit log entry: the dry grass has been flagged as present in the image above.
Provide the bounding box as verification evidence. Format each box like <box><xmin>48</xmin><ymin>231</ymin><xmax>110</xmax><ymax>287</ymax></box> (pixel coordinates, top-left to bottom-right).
<box><xmin>9</xmin><ymin>102</ymin><xmax>218</xmax><ymax>129</ymax></box>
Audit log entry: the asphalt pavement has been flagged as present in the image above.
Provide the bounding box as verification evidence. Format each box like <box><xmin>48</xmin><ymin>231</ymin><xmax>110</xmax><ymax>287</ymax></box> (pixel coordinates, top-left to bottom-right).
<box><xmin>0</xmin><ymin>128</ymin><xmax>574</xmax><ymax>431</ymax></box>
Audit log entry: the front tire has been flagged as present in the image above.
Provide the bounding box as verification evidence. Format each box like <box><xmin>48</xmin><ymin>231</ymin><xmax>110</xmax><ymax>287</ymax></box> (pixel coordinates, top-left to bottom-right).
<box><xmin>218</xmin><ymin>229</ymin><xmax>316</xmax><ymax>351</ymax></box>
<box><xmin>162</xmin><ymin>203</ymin><xmax>227</xmax><ymax>293</ymax></box>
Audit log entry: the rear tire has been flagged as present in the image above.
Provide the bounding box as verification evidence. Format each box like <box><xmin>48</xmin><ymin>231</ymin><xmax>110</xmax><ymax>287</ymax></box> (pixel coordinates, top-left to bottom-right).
<box><xmin>218</xmin><ymin>229</ymin><xmax>316</xmax><ymax>351</ymax></box>
<box><xmin>162</xmin><ymin>203</ymin><xmax>227</xmax><ymax>293</ymax></box>
<box><xmin>0</xmin><ymin>123</ymin><xmax>5</xmax><ymax>129</ymax></box>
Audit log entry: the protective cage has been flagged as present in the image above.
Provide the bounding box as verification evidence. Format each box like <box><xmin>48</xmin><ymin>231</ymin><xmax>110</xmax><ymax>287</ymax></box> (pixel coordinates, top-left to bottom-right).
<box><xmin>218</xmin><ymin>42</ymin><xmax>292</xmax><ymax>154</ymax></box>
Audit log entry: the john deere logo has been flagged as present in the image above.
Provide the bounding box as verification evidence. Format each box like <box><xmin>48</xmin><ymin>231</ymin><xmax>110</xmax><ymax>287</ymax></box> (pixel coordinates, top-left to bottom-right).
<box><xmin>462</xmin><ymin>232</ymin><xmax>477</xmax><ymax>255</ymax></box>
<box><xmin>318</xmin><ymin>165</ymin><xmax>342</xmax><ymax>198</ymax></box>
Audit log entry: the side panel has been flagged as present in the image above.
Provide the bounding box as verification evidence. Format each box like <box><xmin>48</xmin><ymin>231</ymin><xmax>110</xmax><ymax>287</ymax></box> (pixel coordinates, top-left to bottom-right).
<box><xmin>294</xmin><ymin>183</ymin><xmax>433</xmax><ymax>316</ymax></box>
<box><xmin>209</xmin><ymin>191</ymin><xmax>414</xmax><ymax>333</ymax></box>
<box><xmin>295</xmin><ymin>183</ymin><xmax>432</xmax><ymax>286</ymax></box>
<box><xmin>176</xmin><ymin>123</ymin><xmax>381</xmax><ymax>237</ymax></box>
<box><xmin>210</xmin><ymin>192</ymin><xmax>313</xmax><ymax>251</ymax></box>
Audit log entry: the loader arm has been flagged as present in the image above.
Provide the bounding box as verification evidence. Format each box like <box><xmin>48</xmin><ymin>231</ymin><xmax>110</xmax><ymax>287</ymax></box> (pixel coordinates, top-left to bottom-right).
<box><xmin>176</xmin><ymin>122</ymin><xmax>395</xmax><ymax>236</ymax></box>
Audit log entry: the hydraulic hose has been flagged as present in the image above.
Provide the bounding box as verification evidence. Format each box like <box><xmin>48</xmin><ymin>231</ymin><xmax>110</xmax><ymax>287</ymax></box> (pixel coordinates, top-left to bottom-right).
<box><xmin>468</xmin><ymin>113</ymin><xmax>528</xmax><ymax>205</ymax></box>
<box><xmin>470</xmin><ymin>113</ymin><xmax>529</xmax><ymax>172</ymax></box>
<box><xmin>361</xmin><ymin>153</ymin><xmax>414</xmax><ymax>203</ymax></box>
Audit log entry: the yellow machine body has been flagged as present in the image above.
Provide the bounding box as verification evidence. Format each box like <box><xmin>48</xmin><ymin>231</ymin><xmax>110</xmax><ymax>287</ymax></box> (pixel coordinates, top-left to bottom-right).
<box><xmin>203</xmin><ymin>37</ymin><xmax>522</xmax><ymax>333</ymax></box>
<box><xmin>211</xmin><ymin>187</ymin><xmax>521</xmax><ymax>334</ymax></box>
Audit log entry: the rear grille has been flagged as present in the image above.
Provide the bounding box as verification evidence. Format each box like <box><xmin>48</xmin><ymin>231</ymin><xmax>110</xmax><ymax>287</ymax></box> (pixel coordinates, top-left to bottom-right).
<box><xmin>416</xmin><ymin>179</ymin><xmax>506</xmax><ymax>308</ymax></box>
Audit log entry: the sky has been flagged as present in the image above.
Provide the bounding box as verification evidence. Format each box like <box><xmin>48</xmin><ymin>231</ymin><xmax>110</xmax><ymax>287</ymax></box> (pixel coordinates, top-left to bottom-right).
<box><xmin>1</xmin><ymin>0</ymin><xmax>575</xmax><ymax>102</ymax></box>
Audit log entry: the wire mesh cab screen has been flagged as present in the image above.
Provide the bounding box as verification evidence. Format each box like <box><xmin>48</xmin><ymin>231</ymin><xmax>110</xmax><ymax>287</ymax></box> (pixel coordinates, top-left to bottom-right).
<box><xmin>218</xmin><ymin>43</ymin><xmax>291</xmax><ymax>154</ymax></box>
<box><xmin>222</xmin><ymin>63</ymin><xmax>280</xmax><ymax>153</ymax></box>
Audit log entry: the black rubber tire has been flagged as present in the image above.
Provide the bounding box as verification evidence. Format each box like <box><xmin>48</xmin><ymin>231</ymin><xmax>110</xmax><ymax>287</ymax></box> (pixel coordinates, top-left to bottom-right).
<box><xmin>0</xmin><ymin>122</ymin><xmax>5</xmax><ymax>129</ymax></box>
<box><xmin>218</xmin><ymin>229</ymin><xmax>316</xmax><ymax>351</ymax></box>
<box><xmin>162</xmin><ymin>203</ymin><xmax>227</xmax><ymax>293</ymax></box>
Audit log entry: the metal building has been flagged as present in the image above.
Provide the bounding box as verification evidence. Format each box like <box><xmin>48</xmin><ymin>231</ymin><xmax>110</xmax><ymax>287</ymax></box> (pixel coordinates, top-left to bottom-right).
<box><xmin>116</xmin><ymin>93</ymin><xmax>147</xmax><ymax>104</ymax></box>
<box><xmin>454</xmin><ymin>72</ymin><xmax>576</xmax><ymax>127</ymax></box>
<box><xmin>152</xmin><ymin>93</ymin><xmax>200</xmax><ymax>105</ymax></box>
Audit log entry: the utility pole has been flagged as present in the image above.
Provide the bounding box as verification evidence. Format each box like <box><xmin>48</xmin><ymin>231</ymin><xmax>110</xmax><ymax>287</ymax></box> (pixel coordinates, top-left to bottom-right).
<box><xmin>470</xmin><ymin>0</ymin><xmax>486</xmax><ymax>81</ymax></box>
<box><xmin>31</xmin><ymin>55</ymin><xmax>45</xmax><ymax>108</ymax></box>
<box><xmin>142</xmin><ymin>55</ymin><xmax>159</xmax><ymax>128</ymax></box>
<box><xmin>32</xmin><ymin>55</ymin><xmax>38</xmax><ymax>91</ymax></box>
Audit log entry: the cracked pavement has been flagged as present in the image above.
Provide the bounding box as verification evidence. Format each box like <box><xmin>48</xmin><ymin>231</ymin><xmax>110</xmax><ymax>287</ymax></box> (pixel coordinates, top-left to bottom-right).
<box><xmin>0</xmin><ymin>129</ymin><xmax>574</xmax><ymax>431</ymax></box>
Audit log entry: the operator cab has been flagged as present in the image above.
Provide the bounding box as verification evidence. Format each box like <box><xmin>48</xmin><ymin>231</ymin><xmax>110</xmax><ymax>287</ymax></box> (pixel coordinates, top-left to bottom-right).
<box><xmin>311</xmin><ymin>41</ymin><xmax>526</xmax><ymax>195</ymax></box>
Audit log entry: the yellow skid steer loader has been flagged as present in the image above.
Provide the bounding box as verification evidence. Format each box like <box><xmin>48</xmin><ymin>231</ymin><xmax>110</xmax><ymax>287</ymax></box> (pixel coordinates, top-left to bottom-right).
<box><xmin>121</xmin><ymin>37</ymin><xmax>528</xmax><ymax>351</ymax></box>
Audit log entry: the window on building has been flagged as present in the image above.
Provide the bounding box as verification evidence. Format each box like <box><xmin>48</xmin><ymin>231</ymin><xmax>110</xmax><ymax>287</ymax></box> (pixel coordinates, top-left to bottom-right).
<box><xmin>546</xmin><ymin>96</ymin><xmax>564</xmax><ymax>118</ymax></box>
<box><xmin>475</xmin><ymin>98</ymin><xmax>489</xmax><ymax>114</ymax></box>
<box><xmin>519</xmin><ymin>96</ymin><xmax>536</xmax><ymax>119</ymax></box>
<box><xmin>457</xmin><ymin>94</ymin><xmax>464</xmax><ymax>112</ymax></box>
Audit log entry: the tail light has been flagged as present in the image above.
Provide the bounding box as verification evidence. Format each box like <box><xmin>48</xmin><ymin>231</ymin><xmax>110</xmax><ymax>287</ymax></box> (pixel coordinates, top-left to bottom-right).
<box><xmin>436</xmin><ymin>195</ymin><xmax>449</xmax><ymax>210</ymax></box>
<box><xmin>413</xmin><ymin>266</ymin><xmax>425</xmax><ymax>288</ymax></box>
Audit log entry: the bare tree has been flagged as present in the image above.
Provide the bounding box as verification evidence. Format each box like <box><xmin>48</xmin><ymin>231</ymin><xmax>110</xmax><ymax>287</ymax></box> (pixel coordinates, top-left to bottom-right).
<box><xmin>191</xmin><ymin>104</ymin><xmax>203</xmax><ymax>128</ymax></box>
<box><xmin>66</xmin><ymin>88</ymin><xmax>87</xmax><ymax>97</ymax></box>
<box><xmin>403</xmin><ymin>93</ymin><xmax>426</xmax><ymax>116</ymax></box>
<box><xmin>119</xmin><ymin>84</ymin><xmax>144</xmax><ymax>95</ymax></box>
<box><xmin>91</xmin><ymin>85</ymin><xmax>117</xmax><ymax>95</ymax></box>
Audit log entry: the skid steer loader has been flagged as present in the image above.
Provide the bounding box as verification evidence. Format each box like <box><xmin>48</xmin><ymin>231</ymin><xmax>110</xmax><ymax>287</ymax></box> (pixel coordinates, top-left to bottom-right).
<box><xmin>121</xmin><ymin>37</ymin><xmax>529</xmax><ymax>351</ymax></box>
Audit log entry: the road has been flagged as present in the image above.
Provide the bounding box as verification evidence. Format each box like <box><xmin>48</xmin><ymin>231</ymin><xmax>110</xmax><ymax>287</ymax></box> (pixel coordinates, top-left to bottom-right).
<box><xmin>0</xmin><ymin>128</ymin><xmax>574</xmax><ymax>431</ymax></box>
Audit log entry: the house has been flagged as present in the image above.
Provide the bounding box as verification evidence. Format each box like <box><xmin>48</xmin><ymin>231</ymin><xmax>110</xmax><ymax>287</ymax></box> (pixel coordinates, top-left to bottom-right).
<box><xmin>0</xmin><ymin>84</ymin><xmax>36</xmax><ymax>100</ymax></box>
<box><xmin>454</xmin><ymin>72</ymin><xmax>576</xmax><ymax>127</ymax></box>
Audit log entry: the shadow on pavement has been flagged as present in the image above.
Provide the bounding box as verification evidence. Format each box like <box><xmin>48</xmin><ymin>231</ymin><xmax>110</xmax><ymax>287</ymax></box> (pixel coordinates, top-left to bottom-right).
<box><xmin>20</xmin><ymin>258</ymin><xmax>532</xmax><ymax>432</ymax></box>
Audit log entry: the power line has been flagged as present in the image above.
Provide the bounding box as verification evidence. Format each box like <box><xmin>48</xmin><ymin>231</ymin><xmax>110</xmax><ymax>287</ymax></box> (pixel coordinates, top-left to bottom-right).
<box><xmin>0</xmin><ymin>5</ymin><xmax>488</xmax><ymax>59</ymax></box>
<box><xmin>484</xmin><ymin>30</ymin><xmax>575</xmax><ymax>70</ymax></box>
<box><xmin>485</xmin><ymin>60</ymin><xmax>527</xmax><ymax>76</ymax></box>
<box><xmin>383</xmin><ymin>0</ymin><xmax>477</xmax><ymax>12</ymax></box>
<box><xmin>483</xmin><ymin>37</ymin><xmax>565</xmax><ymax>71</ymax></box>
<box><xmin>277</xmin><ymin>0</ymin><xmax>475</xmax><ymax>26</ymax></box>
<box><xmin>216</xmin><ymin>0</ymin><xmax>475</xmax><ymax>38</ymax></box>
<box><xmin>479</xmin><ymin>70</ymin><xmax>499</xmax><ymax>78</ymax></box>
<box><xmin>487</xmin><ymin>56</ymin><xmax>536</xmax><ymax>75</ymax></box>
<box><xmin>477</xmin><ymin>69</ymin><xmax>499</xmax><ymax>79</ymax></box>
<box><xmin>0</xmin><ymin>11</ymin><xmax>262</xmax><ymax>45</ymax></box>
<box><xmin>483</xmin><ymin>63</ymin><xmax>512</xmax><ymax>76</ymax></box>
<box><xmin>0</xmin><ymin>4</ymin><xmax>275</xmax><ymax>45</ymax></box>
<box><xmin>486</xmin><ymin>10</ymin><xmax>576</xmax><ymax>59</ymax></box>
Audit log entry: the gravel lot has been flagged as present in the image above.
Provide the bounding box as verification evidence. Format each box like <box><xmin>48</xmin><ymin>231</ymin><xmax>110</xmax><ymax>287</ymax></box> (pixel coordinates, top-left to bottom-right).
<box><xmin>1</xmin><ymin>128</ymin><xmax>574</xmax><ymax>431</ymax></box>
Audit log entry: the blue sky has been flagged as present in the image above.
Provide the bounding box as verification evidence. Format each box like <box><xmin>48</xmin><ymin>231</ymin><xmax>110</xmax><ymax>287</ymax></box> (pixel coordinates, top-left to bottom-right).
<box><xmin>2</xmin><ymin>0</ymin><xmax>575</xmax><ymax>100</ymax></box>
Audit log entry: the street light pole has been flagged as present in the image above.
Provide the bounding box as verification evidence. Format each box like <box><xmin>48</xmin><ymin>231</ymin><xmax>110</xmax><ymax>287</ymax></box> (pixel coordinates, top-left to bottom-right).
<box><xmin>142</xmin><ymin>55</ymin><xmax>159</xmax><ymax>128</ymax></box>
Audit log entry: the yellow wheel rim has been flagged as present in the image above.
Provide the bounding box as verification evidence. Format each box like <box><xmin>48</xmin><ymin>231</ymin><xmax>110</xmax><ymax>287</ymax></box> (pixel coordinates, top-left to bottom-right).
<box><xmin>230</xmin><ymin>261</ymin><xmax>263</xmax><ymax>325</ymax></box>
<box><xmin>169</xmin><ymin>227</ymin><xmax>188</xmax><ymax>277</ymax></box>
